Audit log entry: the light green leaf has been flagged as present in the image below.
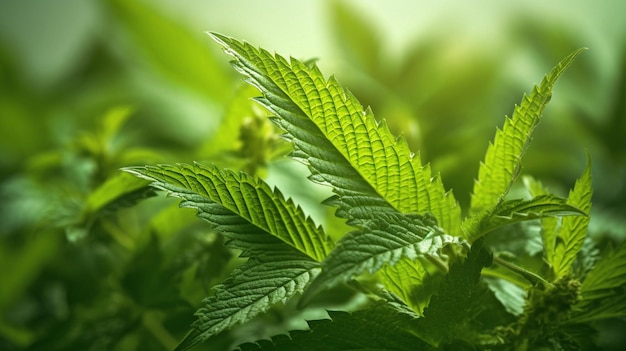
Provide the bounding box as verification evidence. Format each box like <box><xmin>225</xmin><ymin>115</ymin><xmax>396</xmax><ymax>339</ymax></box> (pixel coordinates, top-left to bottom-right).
<box><xmin>552</xmin><ymin>158</ymin><xmax>592</xmax><ymax>278</ymax></box>
<box><xmin>198</xmin><ymin>84</ymin><xmax>259</xmax><ymax>158</ymax></box>
<box><xmin>107</xmin><ymin>0</ymin><xmax>231</xmax><ymax>102</ymax></box>
<box><xmin>523</xmin><ymin>175</ymin><xmax>560</xmax><ymax>267</ymax></box>
<box><xmin>469</xmin><ymin>48</ymin><xmax>586</xmax><ymax>220</ymax></box>
<box><xmin>236</xmin><ymin>301</ymin><xmax>432</xmax><ymax>351</ymax></box>
<box><xmin>123</xmin><ymin>163</ymin><xmax>333</xmax><ymax>261</ymax></box>
<box><xmin>209</xmin><ymin>32</ymin><xmax>460</xmax><ymax>235</ymax></box>
<box><xmin>461</xmin><ymin>195</ymin><xmax>585</xmax><ymax>241</ymax></box>
<box><xmin>375</xmin><ymin>257</ymin><xmax>434</xmax><ymax>315</ymax></box>
<box><xmin>301</xmin><ymin>212</ymin><xmax>466</xmax><ymax>306</ymax></box>
<box><xmin>210</xmin><ymin>33</ymin><xmax>462</xmax><ymax>314</ymax></box>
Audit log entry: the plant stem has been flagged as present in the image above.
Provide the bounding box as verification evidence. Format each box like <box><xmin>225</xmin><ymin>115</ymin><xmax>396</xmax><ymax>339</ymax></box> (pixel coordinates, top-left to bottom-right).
<box><xmin>492</xmin><ymin>255</ymin><xmax>552</xmax><ymax>288</ymax></box>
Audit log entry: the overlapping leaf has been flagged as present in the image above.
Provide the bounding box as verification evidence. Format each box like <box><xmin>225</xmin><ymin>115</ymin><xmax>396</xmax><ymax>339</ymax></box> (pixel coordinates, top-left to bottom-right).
<box><xmin>209</xmin><ymin>33</ymin><xmax>467</xmax><ymax>313</ymax></box>
<box><xmin>123</xmin><ymin>164</ymin><xmax>332</xmax><ymax>350</ymax></box>
<box><xmin>524</xmin><ymin>176</ymin><xmax>561</xmax><ymax>266</ymax></box>
<box><xmin>301</xmin><ymin>212</ymin><xmax>465</xmax><ymax>306</ymax></box>
<box><xmin>552</xmin><ymin>159</ymin><xmax>592</xmax><ymax>278</ymax></box>
<box><xmin>415</xmin><ymin>241</ymin><xmax>492</xmax><ymax>346</ymax></box>
<box><xmin>209</xmin><ymin>32</ymin><xmax>460</xmax><ymax>234</ymax></box>
<box><xmin>570</xmin><ymin>243</ymin><xmax>626</xmax><ymax>323</ymax></box>
<box><xmin>375</xmin><ymin>257</ymin><xmax>435</xmax><ymax>315</ymax></box>
<box><xmin>124</xmin><ymin>163</ymin><xmax>332</xmax><ymax>260</ymax></box>
<box><xmin>237</xmin><ymin>301</ymin><xmax>432</xmax><ymax>351</ymax></box>
<box><xmin>179</xmin><ymin>250</ymin><xmax>320</xmax><ymax>351</ymax></box>
<box><xmin>468</xmin><ymin>48</ymin><xmax>586</xmax><ymax>221</ymax></box>
<box><xmin>461</xmin><ymin>195</ymin><xmax>585</xmax><ymax>241</ymax></box>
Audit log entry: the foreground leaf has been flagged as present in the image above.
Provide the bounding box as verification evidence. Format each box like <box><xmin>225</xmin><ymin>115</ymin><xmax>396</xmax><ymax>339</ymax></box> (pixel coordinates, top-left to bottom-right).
<box><xmin>301</xmin><ymin>212</ymin><xmax>466</xmax><ymax>306</ymax></box>
<box><xmin>461</xmin><ymin>195</ymin><xmax>586</xmax><ymax>241</ymax></box>
<box><xmin>468</xmin><ymin>48</ymin><xmax>586</xmax><ymax>219</ymax></box>
<box><xmin>415</xmin><ymin>240</ymin><xmax>492</xmax><ymax>346</ymax></box>
<box><xmin>124</xmin><ymin>163</ymin><xmax>333</xmax><ymax>261</ymax></box>
<box><xmin>209</xmin><ymin>32</ymin><xmax>461</xmax><ymax>234</ymax></box>
<box><xmin>552</xmin><ymin>158</ymin><xmax>592</xmax><ymax>278</ymax></box>
<box><xmin>569</xmin><ymin>242</ymin><xmax>626</xmax><ymax>323</ymax></box>
<box><xmin>178</xmin><ymin>250</ymin><xmax>320</xmax><ymax>351</ymax></box>
<box><xmin>523</xmin><ymin>176</ymin><xmax>561</xmax><ymax>267</ymax></box>
<box><xmin>123</xmin><ymin>164</ymin><xmax>332</xmax><ymax>350</ymax></box>
<box><xmin>210</xmin><ymin>32</ymin><xmax>463</xmax><ymax>316</ymax></box>
<box><xmin>375</xmin><ymin>257</ymin><xmax>436</xmax><ymax>315</ymax></box>
<box><xmin>237</xmin><ymin>301</ymin><xmax>432</xmax><ymax>351</ymax></box>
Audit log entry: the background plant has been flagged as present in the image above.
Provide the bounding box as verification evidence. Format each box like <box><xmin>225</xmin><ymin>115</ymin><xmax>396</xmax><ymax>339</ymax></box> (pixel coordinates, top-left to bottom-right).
<box><xmin>1</xmin><ymin>1</ymin><xmax>625</xmax><ymax>350</ymax></box>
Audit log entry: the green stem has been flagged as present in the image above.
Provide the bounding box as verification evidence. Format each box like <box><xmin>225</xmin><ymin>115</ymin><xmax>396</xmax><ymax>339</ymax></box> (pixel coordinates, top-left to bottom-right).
<box><xmin>142</xmin><ymin>310</ymin><xmax>179</xmax><ymax>350</ymax></box>
<box><xmin>493</xmin><ymin>255</ymin><xmax>552</xmax><ymax>288</ymax></box>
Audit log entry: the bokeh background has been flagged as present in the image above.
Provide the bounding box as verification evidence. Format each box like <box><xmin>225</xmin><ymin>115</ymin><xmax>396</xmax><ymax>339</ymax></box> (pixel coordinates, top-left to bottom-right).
<box><xmin>1</xmin><ymin>0</ymin><xmax>625</xmax><ymax>350</ymax></box>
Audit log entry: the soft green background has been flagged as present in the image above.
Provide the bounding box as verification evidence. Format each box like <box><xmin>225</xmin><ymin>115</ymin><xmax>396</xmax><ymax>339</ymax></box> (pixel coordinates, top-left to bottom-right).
<box><xmin>1</xmin><ymin>0</ymin><xmax>625</xmax><ymax>350</ymax></box>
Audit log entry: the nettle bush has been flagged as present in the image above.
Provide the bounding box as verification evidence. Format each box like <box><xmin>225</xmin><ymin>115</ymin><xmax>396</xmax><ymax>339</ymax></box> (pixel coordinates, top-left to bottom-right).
<box><xmin>126</xmin><ymin>34</ymin><xmax>626</xmax><ymax>350</ymax></box>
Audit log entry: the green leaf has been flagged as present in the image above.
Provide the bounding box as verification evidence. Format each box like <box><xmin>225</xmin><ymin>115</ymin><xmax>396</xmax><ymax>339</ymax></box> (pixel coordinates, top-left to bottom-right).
<box><xmin>461</xmin><ymin>195</ymin><xmax>586</xmax><ymax>241</ymax></box>
<box><xmin>414</xmin><ymin>240</ymin><xmax>492</xmax><ymax>346</ymax></box>
<box><xmin>237</xmin><ymin>301</ymin><xmax>432</xmax><ymax>351</ymax></box>
<box><xmin>177</xmin><ymin>250</ymin><xmax>320</xmax><ymax>351</ymax></box>
<box><xmin>123</xmin><ymin>163</ymin><xmax>332</xmax><ymax>350</ymax></box>
<box><xmin>569</xmin><ymin>242</ymin><xmax>626</xmax><ymax>323</ymax></box>
<box><xmin>123</xmin><ymin>163</ymin><xmax>333</xmax><ymax>261</ymax></box>
<box><xmin>468</xmin><ymin>48</ymin><xmax>586</xmax><ymax>219</ymax></box>
<box><xmin>329</xmin><ymin>1</ymin><xmax>382</xmax><ymax>76</ymax></box>
<box><xmin>301</xmin><ymin>212</ymin><xmax>466</xmax><ymax>306</ymax></box>
<box><xmin>552</xmin><ymin>158</ymin><xmax>592</xmax><ymax>278</ymax></box>
<box><xmin>523</xmin><ymin>175</ymin><xmax>560</xmax><ymax>267</ymax></box>
<box><xmin>375</xmin><ymin>257</ymin><xmax>435</xmax><ymax>315</ymax></box>
<box><xmin>209</xmin><ymin>33</ymin><xmax>463</xmax><ymax>315</ymax></box>
<box><xmin>198</xmin><ymin>84</ymin><xmax>260</xmax><ymax>158</ymax></box>
<box><xmin>209</xmin><ymin>32</ymin><xmax>461</xmax><ymax>235</ymax></box>
<box><xmin>483</xmin><ymin>276</ymin><xmax>527</xmax><ymax>316</ymax></box>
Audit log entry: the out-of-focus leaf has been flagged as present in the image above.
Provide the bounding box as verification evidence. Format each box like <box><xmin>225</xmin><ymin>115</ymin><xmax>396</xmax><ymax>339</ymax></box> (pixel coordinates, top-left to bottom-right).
<box><xmin>106</xmin><ymin>0</ymin><xmax>232</xmax><ymax>103</ymax></box>
<box><xmin>329</xmin><ymin>1</ymin><xmax>382</xmax><ymax>76</ymax></box>
<box><xmin>0</xmin><ymin>0</ymin><xmax>100</xmax><ymax>88</ymax></box>
<box><xmin>85</xmin><ymin>172</ymin><xmax>154</xmax><ymax>214</ymax></box>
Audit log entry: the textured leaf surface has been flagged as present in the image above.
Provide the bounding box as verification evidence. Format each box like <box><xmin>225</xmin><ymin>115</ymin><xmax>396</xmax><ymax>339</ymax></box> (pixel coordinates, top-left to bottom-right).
<box><xmin>375</xmin><ymin>257</ymin><xmax>435</xmax><ymax>315</ymax></box>
<box><xmin>302</xmin><ymin>212</ymin><xmax>466</xmax><ymax>305</ymax></box>
<box><xmin>415</xmin><ymin>240</ymin><xmax>492</xmax><ymax>346</ymax></box>
<box><xmin>178</xmin><ymin>251</ymin><xmax>320</xmax><ymax>351</ymax></box>
<box><xmin>552</xmin><ymin>159</ymin><xmax>592</xmax><ymax>278</ymax></box>
<box><xmin>469</xmin><ymin>49</ymin><xmax>586</xmax><ymax>218</ymax></box>
<box><xmin>124</xmin><ymin>163</ymin><xmax>332</xmax><ymax>261</ymax></box>
<box><xmin>209</xmin><ymin>32</ymin><xmax>460</xmax><ymax>234</ymax></box>
<box><xmin>570</xmin><ymin>242</ymin><xmax>626</xmax><ymax>323</ymax></box>
<box><xmin>523</xmin><ymin>176</ymin><xmax>560</xmax><ymax>267</ymax></box>
<box><xmin>123</xmin><ymin>164</ymin><xmax>331</xmax><ymax>350</ymax></box>
<box><xmin>461</xmin><ymin>195</ymin><xmax>585</xmax><ymax>241</ymax></box>
<box><xmin>237</xmin><ymin>301</ymin><xmax>432</xmax><ymax>351</ymax></box>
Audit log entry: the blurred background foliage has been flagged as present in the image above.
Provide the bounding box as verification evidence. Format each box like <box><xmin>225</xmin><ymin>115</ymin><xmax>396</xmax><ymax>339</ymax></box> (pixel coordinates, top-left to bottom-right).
<box><xmin>0</xmin><ymin>0</ymin><xmax>625</xmax><ymax>350</ymax></box>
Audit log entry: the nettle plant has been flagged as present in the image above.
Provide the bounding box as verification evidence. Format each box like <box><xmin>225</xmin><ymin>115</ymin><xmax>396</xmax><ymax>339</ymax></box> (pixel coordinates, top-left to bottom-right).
<box><xmin>125</xmin><ymin>34</ymin><xmax>626</xmax><ymax>350</ymax></box>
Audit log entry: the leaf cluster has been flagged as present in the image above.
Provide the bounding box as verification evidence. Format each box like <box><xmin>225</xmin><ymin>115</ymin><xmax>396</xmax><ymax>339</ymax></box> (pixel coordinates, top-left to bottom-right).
<box><xmin>124</xmin><ymin>33</ymin><xmax>626</xmax><ymax>351</ymax></box>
